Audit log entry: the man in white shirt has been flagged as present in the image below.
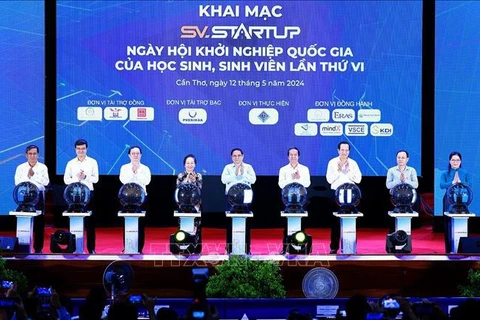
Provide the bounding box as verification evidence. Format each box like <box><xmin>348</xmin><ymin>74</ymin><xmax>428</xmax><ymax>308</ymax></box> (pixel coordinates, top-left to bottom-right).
<box><xmin>119</xmin><ymin>146</ymin><xmax>151</xmax><ymax>253</ymax></box>
<box><xmin>14</xmin><ymin>145</ymin><xmax>50</xmax><ymax>253</ymax></box>
<box><xmin>278</xmin><ymin>147</ymin><xmax>311</xmax><ymax>189</ymax></box>
<box><xmin>221</xmin><ymin>148</ymin><xmax>256</xmax><ymax>194</ymax></box>
<box><xmin>326</xmin><ymin>141</ymin><xmax>362</xmax><ymax>254</ymax></box>
<box><xmin>278</xmin><ymin>147</ymin><xmax>311</xmax><ymax>254</ymax></box>
<box><xmin>221</xmin><ymin>148</ymin><xmax>256</xmax><ymax>254</ymax></box>
<box><xmin>64</xmin><ymin>139</ymin><xmax>99</xmax><ymax>254</ymax></box>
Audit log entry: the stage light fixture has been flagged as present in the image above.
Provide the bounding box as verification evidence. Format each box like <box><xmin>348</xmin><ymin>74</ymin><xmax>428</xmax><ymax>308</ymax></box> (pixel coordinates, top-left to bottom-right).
<box><xmin>390</xmin><ymin>183</ymin><xmax>417</xmax><ymax>213</ymax></box>
<box><xmin>170</xmin><ymin>229</ymin><xmax>201</xmax><ymax>254</ymax></box>
<box><xmin>286</xmin><ymin>230</ymin><xmax>312</xmax><ymax>254</ymax></box>
<box><xmin>50</xmin><ymin>230</ymin><xmax>76</xmax><ymax>253</ymax></box>
<box><xmin>386</xmin><ymin>230</ymin><xmax>411</xmax><ymax>253</ymax></box>
<box><xmin>446</xmin><ymin>183</ymin><xmax>473</xmax><ymax>214</ymax></box>
<box><xmin>335</xmin><ymin>183</ymin><xmax>361</xmax><ymax>214</ymax></box>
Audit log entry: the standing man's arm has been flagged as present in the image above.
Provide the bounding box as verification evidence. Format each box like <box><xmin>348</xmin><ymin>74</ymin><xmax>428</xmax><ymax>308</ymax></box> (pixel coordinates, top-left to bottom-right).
<box><xmin>63</xmin><ymin>161</ymin><xmax>75</xmax><ymax>184</ymax></box>
<box><xmin>299</xmin><ymin>166</ymin><xmax>311</xmax><ymax>188</ymax></box>
<box><xmin>221</xmin><ymin>165</ymin><xmax>236</xmax><ymax>185</ymax></box>
<box><xmin>408</xmin><ymin>168</ymin><xmax>419</xmax><ymax>189</ymax></box>
<box><xmin>326</xmin><ymin>159</ymin><xmax>340</xmax><ymax>185</ymax></box>
<box><xmin>138</xmin><ymin>165</ymin><xmax>151</xmax><ymax>186</ymax></box>
<box><xmin>244</xmin><ymin>164</ymin><xmax>256</xmax><ymax>184</ymax></box>
<box><xmin>348</xmin><ymin>160</ymin><xmax>362</xmax><ymax>184</ymax></box>
<box><xmin>14</xmin><ymin>165</ymin><xmax>24</xmax><ymax>186</ymax></box>
<box><xmin>32</xmin><ymin>164</ymin><xmax>50</xmax><ymax>187</ymax></box>
<box><xmin>385</xmin><ymin>168</ymin><xmax>396</xmax><ymax>189</ymax></box>
<box><xmin>85</xmin><ymin>158</ymin><xmax>99</xmax><ymax>184</ymax></box>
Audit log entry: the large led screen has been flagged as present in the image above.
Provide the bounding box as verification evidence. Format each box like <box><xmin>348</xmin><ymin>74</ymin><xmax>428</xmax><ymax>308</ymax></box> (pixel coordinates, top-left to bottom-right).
<box><xmin>435</xmin><ymin>1</ymin><xmax>480</xmax><ymax>216</ymax></box>
<box><xmin>57</xmin><ymin>1</ymin><xmax>422</xmax><ymax>177</ymax></box>
<box><xmin>0</xmin><ymin>1</ymin><xmax>45</xmax><ymax>215</ymax></box>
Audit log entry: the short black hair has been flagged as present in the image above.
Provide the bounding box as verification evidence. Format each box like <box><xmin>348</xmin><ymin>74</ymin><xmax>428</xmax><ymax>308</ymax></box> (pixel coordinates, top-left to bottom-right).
<box><xmin>75</xmin><ymin>139</ymin><xmax>88</xmax><ymax>148</ymax></box>
<box><xmin>183</xmin><ymin>154</ymin><xmax>196</xmax><ymax>165</ymax></box>
<box><xmin>287</xmin><ymin>147</ymin><xmax>300</xmax><ymax>157</ymax></box>
<box><xmin>337</xmin><ymin>141</ymin><xmax>350</xmax><ymax>150</ymax></box>
<box><xmin>26</xmin><ymin>145</ymin><xmax>39</xmax><ymax>154</ymax></box>
<box><xmin>128</xmin><ymin>145</ymin><xmax>142</xmax><ymax>154</ymax></box>
<box><xmin>396</xmin><ymin>150</ymin><xmax>409</xmax><ymax>158</ymax></box>
<box><xmin>231</xmin><ymin>148</ymin><xmax>243</xmax><ymax>156</ymax></box>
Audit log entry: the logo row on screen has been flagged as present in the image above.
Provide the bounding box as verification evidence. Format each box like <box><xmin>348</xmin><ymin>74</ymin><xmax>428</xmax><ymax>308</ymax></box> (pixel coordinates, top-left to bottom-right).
<box><xmin>294</xmin><ymin>123</ymin><xmax>393</xmax><ymax>137</ymax></box>
<box><xmin>77</xmin><ymin>107</ymin><xmax>154</xmax><ymax>121</ymax></box>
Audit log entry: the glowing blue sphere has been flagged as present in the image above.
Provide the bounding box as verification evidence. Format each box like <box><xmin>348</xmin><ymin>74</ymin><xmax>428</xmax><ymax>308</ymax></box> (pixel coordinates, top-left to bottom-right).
<box><xmin>227</xmin><ymin>183</ymin><xmax>253</xmax><ymax>213</ymax></box>
<box><xmin>446</xmin><ymin>183</ymin><xmax>473</xmax><ymax>213</ymax></box>
<box><xmin>13</xmin><ymin>182</ymin><xmax>40</xmax><ymax>212</ymax></box>
<box><xmin>118</xmin><ymin>183</ymin><xmax>145</xmax><ymax>213</ymax></box>
<box><xmin>335</xmin><ymin>183</ymin><xmax>361</xmax><ymax>213</ymax></box>
<box><xmin>64</xmin><ymin>182</ymin><xmax>90</xmax><ymax>212</ymax></box>
<box><xmin>391</xmin><ymin>183</ymin><xmax>417</xmax><ymax>213</ymax></box>
<box><xmin>282</xmin><ymin>182</ymin><xmax>307</xmax><ymax>213</ymax></box>
<box><xmin>175</xmin><ymin>183</ymin><xmax>201</xmax><ymax>213</ymax></box>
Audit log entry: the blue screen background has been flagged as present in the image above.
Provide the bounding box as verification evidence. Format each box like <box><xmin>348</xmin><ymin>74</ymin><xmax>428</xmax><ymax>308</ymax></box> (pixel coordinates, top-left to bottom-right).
<box><xmin>435</xmin><ymin>1</ymin><xmax>480</xmax><ymax>216</ymax></box>
<box><xmin>56</xmin><ymin>1</ymin><xmax>422</xmax><ymax>177</ymax></box>
<box><xmin>0</xmin><ymin>1</ymin><xmax>45</xmax><ymax>215</ymax></box>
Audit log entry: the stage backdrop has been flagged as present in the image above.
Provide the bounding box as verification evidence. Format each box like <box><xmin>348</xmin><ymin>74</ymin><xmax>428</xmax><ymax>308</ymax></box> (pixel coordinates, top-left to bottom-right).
<box><xmin>0</xmin><ymin>1</ymin><xmax>45</xmax><ymax>215</ymax></box>
<box><xmin>56</xmin><ymin>1</ymin><xmax>422</xmax><ymax>177</ymax></box>
<box><xmin>435</xmin><ymin>1</ymin><xmax>480</xmax><ymax>216</ymax></box>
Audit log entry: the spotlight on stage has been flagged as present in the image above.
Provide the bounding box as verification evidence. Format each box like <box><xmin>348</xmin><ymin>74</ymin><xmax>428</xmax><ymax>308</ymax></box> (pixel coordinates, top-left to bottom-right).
<box><xmin>50</xmin><ymin>230</ymin><xmax>76</xmax><ymax>253</ymax></box>
<box><xmin>64</xmin><ymin>182</ymin><xmax>90</xmax><ymax>212</ymax></box>
<box><xmin>13</xmin><ymin>182</ymin><xmax>40</xmax><ymax>212</ymax></box>
<box><xmin>282</xmin><ymin>182</ymin><xmax>307</xmax><ymax>213</ymax></box>
<box><xmin>390</xmin><ymin>183</ymin><xmax>417</xmax><ymax>213</ymax></box>
<box><xmin>386</xmin><ymin>230</ymin><xmax>411</xmax><ymax>253</ymax></box>
<box><xmin>118</xmin><ymin>183</ymin><xmax>145</xmax><ymax>213</ymax></box>
<box><xmin>335</xmin><ymin>183</ymin><xmax>361</xmax><ymax>214</ymax></box>
<box><xmin>227</xmin><ymin>183</ymin><xmax>253</xmax><ymax>213</ymax></box>
<box><xmin>170</xmin><ymin>229</ymin><xmax>201</xmax><ymax>254</ymax></box>
<box><xmin>446</xmin><ymin>183</ymin><xmax>473</xmax><ymax>214</ymax></box>
<box><xmin>286</xmin><ymin>230</ymin><xmax>312</xmax><ymax>254</ymax></box>
<box><xmin>175</xmin><ymin>183</ymin><xmax>201</xmax><ymax>213</ymax></box>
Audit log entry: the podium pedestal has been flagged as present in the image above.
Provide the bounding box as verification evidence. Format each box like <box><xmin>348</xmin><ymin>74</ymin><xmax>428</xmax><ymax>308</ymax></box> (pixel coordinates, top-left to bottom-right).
<box><xmin>174</xmin><ymin>211</ymin><xmax>201</xmax><ymax>233</ymax></box>
<box><xmin>9</xmin><ymin>211</ymin><xmax>41</xmax><ymax>253</ymax></box>
<box><xmin>118</xmin><ymin>211</ymin><xmax>146</xmax><ymax>254</ymax></box>
<box><xmin>388</xmin><ymin>211</ymin><xmax>419</xmax><ymax>235</ymax></box>
<box><xmin>280</xmin><ymin>211</ymin><xmax>308</xmax><ymax>235</ymax></box>
<box><xmin>333</xmin><ymin>212</ymin><xmax>364</xmax><ymax>254</ymax></box>
<box><xmin>226</xmin><ymin>212</ymin><xmax>253</xmax><ymax>255</ymax></box>
<box><xmin>63</xmin><ymin>211</ymin><xmax>92</xmax><ymax>254</ymax></box>
<box><xmin>444</xmin><ymin>212</ymin><xmax>476</xmax><ymax>253</ymax></box>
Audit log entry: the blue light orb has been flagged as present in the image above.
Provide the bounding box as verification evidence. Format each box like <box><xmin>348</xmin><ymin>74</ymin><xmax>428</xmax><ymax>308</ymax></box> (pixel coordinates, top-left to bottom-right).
<box><xmin>64</xmin><ymin>182</ymin><xmax>90</xmax><ymax>212</ymax></box>
<box><xmin>175</xmin><ymin>183</ymin><xmax>201</xmax><ymax>213</ymax></box>
<box><xmin>391</xmin><ymin>183</ymin><xmax>417</xmax><ymax>213</ymax></box>
<box><xmin>282</xmin><ymin>182</ymin><xmax>307</xmax><ymax>213</ymax></box>
<box><xmin>334</xmin><ymin>183</ymin><xmax>361</xmax><ymax>214</ymax></box>
<box><xmin>118</xmin><ymin>183</ymin><xmax>145</xmax><ymax>213</ymax></box>
<box><xmin>227</xmin><ymin>183</ymin><xmax>253</xmax><ymax>213</ymax></box>
<box><xmin>446</xmin><ymin>183</ymin><xmax>473</xmax><ymax>213</ymax></box>
<box><xmin>13</xmin><ymin>182</ymin><xmax>40</xmax><ymax>212</ymax></box>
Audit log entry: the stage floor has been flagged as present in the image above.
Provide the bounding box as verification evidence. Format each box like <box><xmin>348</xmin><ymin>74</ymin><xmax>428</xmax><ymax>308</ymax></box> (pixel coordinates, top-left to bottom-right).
<box><xmin>2</xmin><ymin>225</ymin><xmax>480</xmax><ymax>258</ymax></box>
<box><xmin>2</xmin><ymin>226</ymin><xmax>480</xmax><ymax>298</ymax></box>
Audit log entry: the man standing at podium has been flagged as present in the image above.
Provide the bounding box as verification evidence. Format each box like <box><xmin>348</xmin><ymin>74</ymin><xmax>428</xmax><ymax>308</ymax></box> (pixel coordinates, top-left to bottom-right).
<box><xmin>221</xmin><ymin>148</ymin><xmax>256</xmax><ymax>254</ymax></box>
<box><xmin>326</xmin><ymin>141</ymin><xmax>362</xmax><ymax>254</ymax></box>
<box><xmin>119</xmin><ymin>146</ymin><xmax>151</xmax><ymax>254</ymax></box>
<box><xmin>64</xmin><ymin>139</ymin><xmax>99</xmax><ymax>254</ymax></box>
<box><xmin>14</xmin><ymin>145</ymin><xmax>50</xmax><ymax>253</ymax></box>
